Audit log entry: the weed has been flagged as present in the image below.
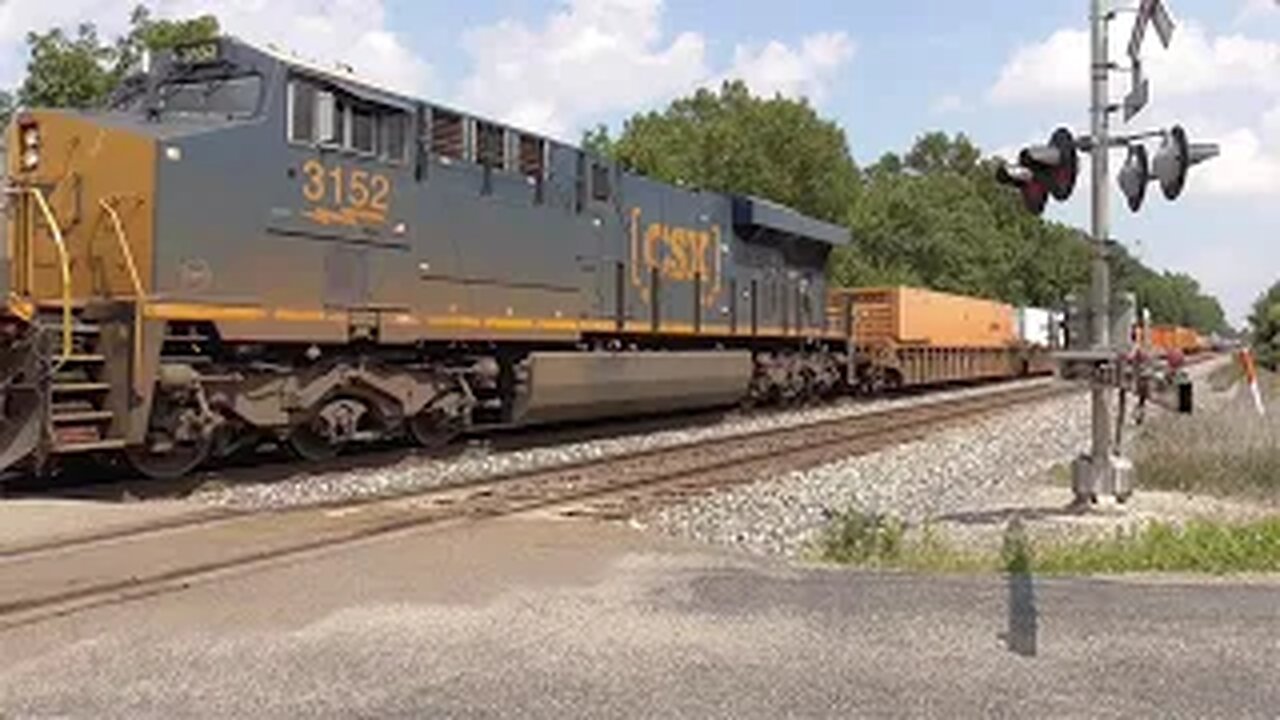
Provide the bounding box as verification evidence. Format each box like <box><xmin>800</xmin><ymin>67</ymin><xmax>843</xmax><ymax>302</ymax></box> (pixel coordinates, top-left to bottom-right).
<box><xmin>1030</xmin><ymin>518</ymin><xmax>1280</xmax><ymax>575</ymax></box>
<box><xmin>818</xmin><ymin>508</ymin><xmax>1280</xmax><ymax>575</ymax></box>
<box><xmin>819</xmin><ymin>509</ymin><xmax>904</xmax><ymax>566</ymax></box>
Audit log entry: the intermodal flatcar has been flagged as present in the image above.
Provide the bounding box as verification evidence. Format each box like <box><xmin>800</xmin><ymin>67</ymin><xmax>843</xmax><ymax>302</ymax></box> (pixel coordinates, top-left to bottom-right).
<box><xmin>826</xmin><ymin>286</ymin><xmax>1056</xmax><ymax>390</ymax></box>
<box><xmin>0</xmin><ymin>37</ymin><xmax>853</xmax><ymax>479</ymax></box>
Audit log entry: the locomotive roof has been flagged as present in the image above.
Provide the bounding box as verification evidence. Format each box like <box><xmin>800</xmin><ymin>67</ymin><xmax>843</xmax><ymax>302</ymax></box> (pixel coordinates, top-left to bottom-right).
<box><xmin>732</xmin><ymin>195</ymin><xmax>851</xmax><ymax>246</ymax></box>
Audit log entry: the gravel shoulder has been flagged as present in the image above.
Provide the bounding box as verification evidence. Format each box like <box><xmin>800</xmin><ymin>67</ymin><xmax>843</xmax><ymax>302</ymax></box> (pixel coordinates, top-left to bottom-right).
<box><xmin>639</xmin><ymin>356</ymin><xmax>1275</xmax><ymax>561</ymax></box>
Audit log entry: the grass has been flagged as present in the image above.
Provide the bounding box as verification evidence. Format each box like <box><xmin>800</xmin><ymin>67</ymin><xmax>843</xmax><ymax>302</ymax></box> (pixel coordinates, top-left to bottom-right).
<box><xmin>1031</xmin><ymin>518</ymin><xmax>1280</xmax><ymax>574</ymax></box>
<box><xmin>1206</xmin><ymin>360</ymin><xmax>1244</xmax><ymax>392</ymax></box>
<box><xmin>1133</xmin><ymin>366</ymin><xmax>1279</xmax><ymax>499</ymax></box>
<box><xmin>818</xmin><ymin>509</ymin><xmax>1280</xmax><ymax>575</ymax></box>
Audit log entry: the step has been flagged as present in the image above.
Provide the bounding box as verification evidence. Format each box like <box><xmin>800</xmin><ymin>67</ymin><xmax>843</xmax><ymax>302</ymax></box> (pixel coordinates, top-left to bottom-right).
<box><xmin>159</xmin><ymin>355</ymin><xmax>212</xmax><ymax>364</ymax></box>
<box><xmin>52</xmin><ymin>409</ymin><xmax>114</xmax><ymax>424</ymax></box>
<box><xmin>60</xmin><ymin>354</ymin><xmax>105</xmax><ymax>364</ymax></box>
<box><xmin>51</xmin><ymin>382</ymin><xmax>110</xmax><ymax>394</ymax></box>
<box><xmin>36</xmin><ymin>322</ymin><xmax>100</xmax><ymax>335</ymax></box>
<box><xmin>53</xmin><ymin>438</ymin><xmax>127</xmax><ymax>454</ymax></box>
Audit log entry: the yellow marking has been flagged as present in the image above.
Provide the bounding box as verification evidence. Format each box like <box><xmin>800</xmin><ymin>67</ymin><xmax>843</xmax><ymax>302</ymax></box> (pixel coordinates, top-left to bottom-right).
<box><xmin>26</xmin><ymin>187</ymin><xmax>73</xmax><ymax>363</ymax></box>
<box><xmin>535</xmin><ymin>318</ymin><xmax>579</xmax><ymax>332</ymax></box>
<box><xmin>6</xmin><ymin>294</ymin><xmax>34</xmax><ymax>321</ymax></box>
<box><xmin>579</xmin><ymin>319</ymin><xmax>617</xmax><ymax>332</ymax></box>
<box><xmin>389</xmin><ymin>313</ymin><xmax>419</xmax><ymax>326</ymax></box>
<box><xmin>484</xmin><ymin>316</ymin><xmax>537</xmax><ymax>331</ymax></box>
<box><xmin>272</xmin><ymin>308</ymin><xmax>335</xmax><ymax>323</ymax></box>
<box><xmin>99</xmin><ymin>199</ymin><xmax>147</xmax><ymax>387</ymax></box>
<box><xmin>425</xmin><ymin>315</ymin><xmax>483</xmax><ymax>329</ymax></box>
<box><xmin>302</xmin><ymin>206</ymin><xmax>388</xmax><ymax>227</ymax></box>
<box><xmin>146</xmin><ymin>303</ymin><xmax>269</xmax><ymax>321</ymax></box>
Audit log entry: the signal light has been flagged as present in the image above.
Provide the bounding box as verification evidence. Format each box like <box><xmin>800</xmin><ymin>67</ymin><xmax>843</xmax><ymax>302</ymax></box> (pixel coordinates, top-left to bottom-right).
<box><xmin>995</xmin><ymin>162</ymin><xmax>1049</xmax><ymax>214</ymax></box>
<box><xmin>995</xmin><ymin>127</ymin><xmax>1079</xmax><ymax>216</ymax></box>
<box><xmin>1117</xmin><ymin>125</ymin><xmax>1220</xmax><ymax>213</ymax></box>
<box><xmin>1152</xmin><ymin>125</ymin><xmax>1218</xmax><ymax>201</ymax></box>
<box><xmin>1117</xmin><ymin>143</ymin><xmax>1149</xmax><ymax>212</ymax></box>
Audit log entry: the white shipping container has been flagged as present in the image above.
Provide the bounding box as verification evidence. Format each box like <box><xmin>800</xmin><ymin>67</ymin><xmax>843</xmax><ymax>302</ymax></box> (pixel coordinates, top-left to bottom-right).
<box><xmin>1017</xmin><ymin>307</ymin><xmax>1055</xmax><ymax>347</ymax></box>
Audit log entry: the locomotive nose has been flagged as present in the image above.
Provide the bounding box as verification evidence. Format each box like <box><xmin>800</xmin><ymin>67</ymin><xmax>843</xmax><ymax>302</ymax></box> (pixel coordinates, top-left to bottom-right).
<box><xmin>4</xmin><ymin>110</ymin><xmax>157</xmax><ymax>305</ymax></box>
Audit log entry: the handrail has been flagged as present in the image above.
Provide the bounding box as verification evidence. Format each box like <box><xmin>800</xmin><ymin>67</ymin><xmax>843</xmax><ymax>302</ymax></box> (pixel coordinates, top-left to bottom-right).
<box><xmin>25</xmin><ymin>188</ymin><xmax>73</xmax><ymax>365</ymax></box>
<box><xmin>99</xmin><ymin>198</ymin><xmax>147</xmax><ymax>388</ymax></box>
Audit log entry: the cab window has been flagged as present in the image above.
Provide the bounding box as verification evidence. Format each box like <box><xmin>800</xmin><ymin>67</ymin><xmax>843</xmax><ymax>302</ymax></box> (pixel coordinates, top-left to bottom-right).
<box><xmin>288</xmin><ymin>76</ymin><xmax>409</xmax><ymax>164</ymax></box>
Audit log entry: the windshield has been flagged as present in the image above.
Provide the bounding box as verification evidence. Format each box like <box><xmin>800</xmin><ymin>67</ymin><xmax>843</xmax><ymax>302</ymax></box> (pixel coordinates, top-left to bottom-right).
<box><xmin>154</xmin><ymin>74</ymin><xmax>262</xmax><ymax>119</ymax></box>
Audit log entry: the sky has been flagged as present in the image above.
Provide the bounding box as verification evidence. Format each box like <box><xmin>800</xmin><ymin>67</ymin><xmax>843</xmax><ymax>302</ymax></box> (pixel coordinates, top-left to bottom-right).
<box><xmin>0</xmin><ymin>0</ymin><xmax>1275</xmax><ymax>326</ymax></box>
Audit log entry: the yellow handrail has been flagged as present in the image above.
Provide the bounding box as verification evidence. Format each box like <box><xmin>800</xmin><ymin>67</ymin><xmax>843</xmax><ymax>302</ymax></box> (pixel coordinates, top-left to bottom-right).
<box><xmin>99</xmin><ymin>198</ymin><xmax>147</xmax><ymax>387</ymax></box>
<box><xmin>25</xmin><ymin>188</ymin><xmax>73</xmax><ymax>364</ymax></box>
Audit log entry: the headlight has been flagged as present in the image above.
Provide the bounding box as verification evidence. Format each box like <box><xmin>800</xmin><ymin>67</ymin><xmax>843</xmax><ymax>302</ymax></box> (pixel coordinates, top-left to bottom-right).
<box><xmin>21</xmin><ymin>127</ymin><xmax>38</xmax><ymax>149</ymax></box>
<box><xmin>21</xmin><ymin>148</ymin><xmax>39</xmax><ymax>170</ymax></box>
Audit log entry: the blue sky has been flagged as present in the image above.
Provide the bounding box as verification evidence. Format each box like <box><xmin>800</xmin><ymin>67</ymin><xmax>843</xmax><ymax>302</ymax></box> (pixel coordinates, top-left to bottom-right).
<box><xmin>1</xmin><ymin>0</ymin><xmax>1275</xmax><ymax>324</ymax></box>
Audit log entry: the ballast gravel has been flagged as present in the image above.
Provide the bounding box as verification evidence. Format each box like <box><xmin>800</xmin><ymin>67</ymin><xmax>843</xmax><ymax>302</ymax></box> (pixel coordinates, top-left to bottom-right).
<box><xmin>638</xmin><ymin>391</ymin><xmax>1093</xmax><ymax>558</ymax></box>
<box><xmin>191</xmin><ymin>377</ymin><xmax>1057</xmax><ymax>511</ymax></box>
<box><xmin>639</xmin><ymin>357</ymin><xmax>1236</xmax><ymax>559</ymax></box>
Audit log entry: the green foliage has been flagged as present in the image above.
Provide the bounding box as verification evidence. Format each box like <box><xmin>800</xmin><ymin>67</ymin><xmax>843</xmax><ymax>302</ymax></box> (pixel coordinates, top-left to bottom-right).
<box><xmin>15</xmin><ymin>5</ymin><xmax>218</xmax><ymax>111</ymax></box>
<box><xmin>819</xmin><ymin>509</ymin><xmax>904</xmax><ymax>566</ymax></box>
<box><xmin>1249</xmin><ymin>280</ymin><xmax>1280</xmax><ymax>370</ymax></box>
<box><xmin>819</xmin><ymin>509</ymin><xmax>1280</xmax><ymax>575</ymax></box>
<box><xmin>1030</xmin><ymin>519</ymin><xmax>1280</xmax><ymax>575</ymax></box>
<box><xmin>601</xmin><ymin>80</ymin><xmax>860</xmax><ymax>224</ymax></box>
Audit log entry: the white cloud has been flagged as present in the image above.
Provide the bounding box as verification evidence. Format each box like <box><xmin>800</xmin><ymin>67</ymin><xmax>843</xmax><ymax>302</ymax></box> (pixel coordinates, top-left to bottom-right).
<box><xmin>1237</xmin><ymin>0</ymin><xmax>1280</xmax><ymax>22</ymax></box>
<box><xmin>458</xmin><ymin>0</ymin><xmax>854</xmax><ymax>140</ymax></box>
<box><xmin>458</xmin><ymin>0</ymin><xmax>708</xmax><ymax>140</ymax></box>
<box><xmin>722</xmin><ymin>32</ymin><xmax>854</xmax><ymax>104</ymax></box>
<box><xmin>988</xmin><ymin>21</ymin><xmax>1280</xmax><ymax>106</ymax></box>
<box><xmin>1198</xmin><ymin>127</ymin><xmax>1280</xmax><ymax>196</ymax></box>
<box><xmin>0</xmin><ymin>0</ymin><xmax>433</xmax><ymax>96</ymax></box>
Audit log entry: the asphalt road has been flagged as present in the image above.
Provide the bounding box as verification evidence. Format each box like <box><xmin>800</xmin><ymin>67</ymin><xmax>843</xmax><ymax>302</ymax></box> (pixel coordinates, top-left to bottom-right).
<box><xmin>0</xmin><ymin>516</ymin><xmax>1276</xmax><ymax>718</ymax></box>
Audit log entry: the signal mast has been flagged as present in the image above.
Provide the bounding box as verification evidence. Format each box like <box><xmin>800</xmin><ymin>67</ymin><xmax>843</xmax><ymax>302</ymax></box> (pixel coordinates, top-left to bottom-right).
<box><xmin>995</xmin><ymin>0</ymin><xmax>1218</xmax><ymax>506</ymax></box>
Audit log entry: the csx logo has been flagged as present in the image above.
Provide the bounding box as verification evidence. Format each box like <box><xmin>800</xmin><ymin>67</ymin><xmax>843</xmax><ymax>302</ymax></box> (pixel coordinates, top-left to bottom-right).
<box><xmin>643</xmin><ymin>223</ymin><xmax>714</xmax><ymax>282</ymax></box>
<box><xmin>629</xmin><ymin>208</ymin><xmax>722</xmax><ymax>307</ymax></box>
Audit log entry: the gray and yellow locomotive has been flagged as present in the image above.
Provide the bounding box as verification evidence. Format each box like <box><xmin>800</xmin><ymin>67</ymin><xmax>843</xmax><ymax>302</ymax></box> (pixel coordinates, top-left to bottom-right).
<box><xmin>0</xmin><ymin>37</ymin><xmax>850</xmax><ymax>479</ymax></box>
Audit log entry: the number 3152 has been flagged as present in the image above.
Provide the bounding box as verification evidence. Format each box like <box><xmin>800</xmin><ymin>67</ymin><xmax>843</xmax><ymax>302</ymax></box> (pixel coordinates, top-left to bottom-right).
<box><xmin>301</xmin><ymin>160</ymin><xmax>391</xmax><ymax>212</ymax></box>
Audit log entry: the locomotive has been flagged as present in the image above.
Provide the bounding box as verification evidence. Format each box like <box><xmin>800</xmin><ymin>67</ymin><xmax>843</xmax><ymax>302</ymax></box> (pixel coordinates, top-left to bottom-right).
<box><xmin>0</xmin><ymin>37</ymin><xmax>854</xmax><ymax>480</ymax></box>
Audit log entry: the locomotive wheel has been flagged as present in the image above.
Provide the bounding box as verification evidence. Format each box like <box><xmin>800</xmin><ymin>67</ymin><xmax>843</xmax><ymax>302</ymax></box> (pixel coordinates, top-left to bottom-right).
<box><xmin>406</xmin><ymin>410</ymin><xmax>460</xmax><ymax>450</ymax></box>
<box><xmin>124</xmin><ymin>432</ymin><xmax>212</xmax><ymax>481</ymax></box>
<box><xmin>286</xmin><ymin>421</ymin><xmax>340</xmax><ymax>463</ymax></box>
<box><xmin>286</xmin><ymin>396</ymin><xmax>373</xmax><ymax>462</ymax></box>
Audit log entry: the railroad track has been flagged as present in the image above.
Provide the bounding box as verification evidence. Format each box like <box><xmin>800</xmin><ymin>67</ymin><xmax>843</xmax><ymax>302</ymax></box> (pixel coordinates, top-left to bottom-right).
<box><xmin>0</xmin><ymin>381</ymin><xmax>1075</xmax><ymax>627</ymax></box>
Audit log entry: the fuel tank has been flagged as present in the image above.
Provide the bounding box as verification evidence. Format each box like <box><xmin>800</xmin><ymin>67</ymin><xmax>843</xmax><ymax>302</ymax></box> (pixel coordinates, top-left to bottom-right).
<box><xmin>515</xmin><ymin>351</ymin><xmax>754</xmax><ymax>425</ymax></box>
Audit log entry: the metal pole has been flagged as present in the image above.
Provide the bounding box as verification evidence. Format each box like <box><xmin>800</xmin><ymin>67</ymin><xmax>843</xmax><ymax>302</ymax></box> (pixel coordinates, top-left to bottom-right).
<box><xmin>1082</xmin><ymin>0</ymin><xmax>1113</xmax><ymax>502</ymax></box>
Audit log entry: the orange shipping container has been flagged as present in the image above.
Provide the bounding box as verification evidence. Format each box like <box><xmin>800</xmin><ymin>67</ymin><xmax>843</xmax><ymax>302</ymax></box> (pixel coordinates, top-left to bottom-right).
<box><xmin>832</xmin><ymin>286</ymin><xmax>1016</xmax><ymax>348</ymax></box>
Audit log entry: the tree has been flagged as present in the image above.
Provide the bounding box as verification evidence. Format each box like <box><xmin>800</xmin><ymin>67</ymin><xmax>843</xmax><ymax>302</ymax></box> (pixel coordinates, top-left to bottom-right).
<box><xmin>599</xmin><ymin>81</ymin><xmax>860</xmax><ymax>224</ymax></box>
<box><xmin>1249</xmin><ymin>280</ymin><xmax>1280</xmax><ymax>370</ymax></box>
<box><xmin>15</xmin><ymin>5</ymin><xmax>218</xmax><ymax>111</ymax></box>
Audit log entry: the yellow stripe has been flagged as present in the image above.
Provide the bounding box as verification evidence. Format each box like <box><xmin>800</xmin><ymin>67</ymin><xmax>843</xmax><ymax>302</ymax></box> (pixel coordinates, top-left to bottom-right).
<box><xmin>272</xmin><ymin>308</ymin><xmax>334</xmax><ymax>323</ymax></box>
<box><xmin>424</xmin><ymin>314</ymin><xmax>483</xmax><ymax>329</ymax></box>
<box><xmin>146</xmin><ymin>302</ymin><xmax>269</xmax><ymax>321</ymax></box>
<box><xmin>141</xmin><ymin>302</ymin><xmax>831</xmax><ymax>340</ymax></box>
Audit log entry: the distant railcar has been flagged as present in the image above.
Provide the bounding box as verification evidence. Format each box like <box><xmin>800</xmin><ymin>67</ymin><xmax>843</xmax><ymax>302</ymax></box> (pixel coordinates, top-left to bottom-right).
<box><xmin>826</xmin><ymin>286</ymin><xmax>1053</xmax><ymax>390</ymax></box>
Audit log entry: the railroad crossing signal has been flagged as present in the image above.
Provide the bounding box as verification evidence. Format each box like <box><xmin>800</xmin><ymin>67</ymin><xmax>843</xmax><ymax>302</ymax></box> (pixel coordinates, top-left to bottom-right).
<box><xmin>1117</xmin><ymin>125</ymin><xmax>1220</xmax><ymax>211</ymax></box>
<box><xmin>995</xmin><ymin>128</ymin><xmax>1079</xmax><ymax>216</ymax></box>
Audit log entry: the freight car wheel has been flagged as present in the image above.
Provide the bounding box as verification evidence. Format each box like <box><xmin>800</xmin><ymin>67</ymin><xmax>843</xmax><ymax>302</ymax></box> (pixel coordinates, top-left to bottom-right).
<box><xmin>124</xmin><ymin>433</ymin><xmax>212</xmax><ymax>481</ymax></box>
